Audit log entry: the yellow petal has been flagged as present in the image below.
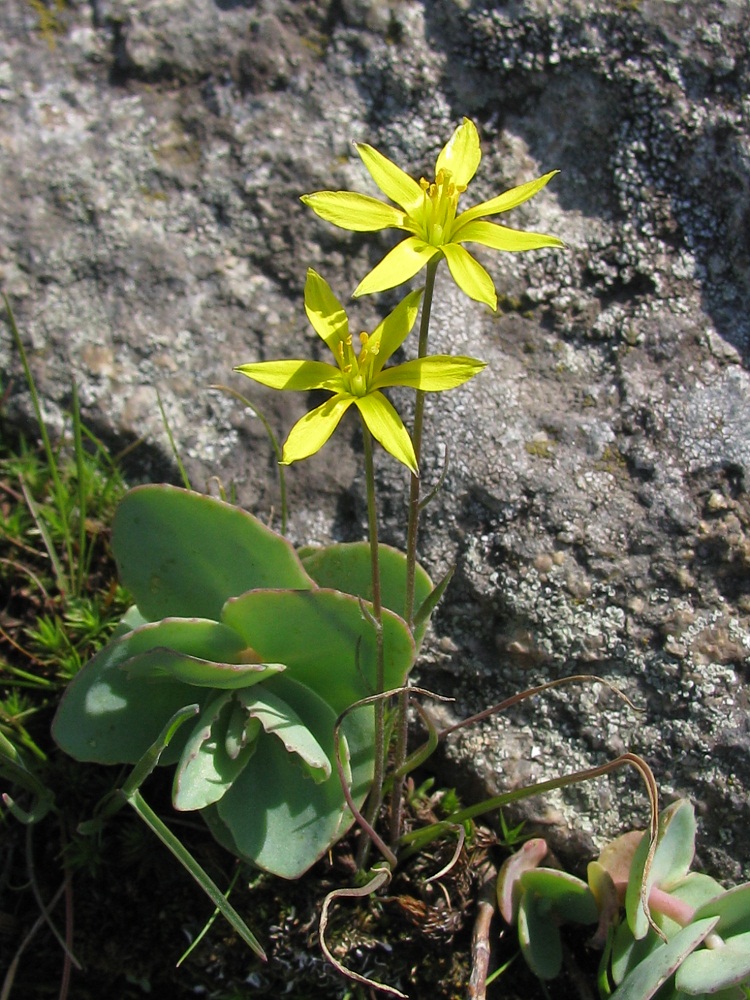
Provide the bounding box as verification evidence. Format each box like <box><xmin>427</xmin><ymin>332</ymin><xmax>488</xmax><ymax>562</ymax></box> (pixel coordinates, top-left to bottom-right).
<box><xmin>355</xmin><ymin>143</ymin><xmax>423</xmax><ymax>213</ymax></box>
<box><xmin>373</xmin><ymin>355</ymin><xmax>486</xmax><ymax>391</ymax></box>
<box><xmin>442</xmin><ymin>243</ymin><xmax>497</xmax><ymax>310</ymax></box>
<box><xmin>354</xmin><ymin>237</ymin><xmax>438</xmax><ymax>297</ymax></box>
<box><xmin>453</xmin><ymin>170</ymin><xmax>560</xmax><ymax>230</ymax></box>
<box><xmin>301</xmin><ymin>191</ymin><xmax>406</xmax><ymax>232</ymax></box>
<box><xmin>304</xmin><ymin>269</ymin><xmax>349</xmax><ymax>352</ymax></box>
<box><xmin>435</xmin><ymin>118</ymin><xmax>481</xmax><ymax>188</ymax></box>
<box><xmin>281</xmin><ymin>395</ymin><xmax>354</xmax><ymax>465</ymax></box>
<box><xmin>369</xmin><ymin>287</ymin><xmax>424</xmax><ymax>375</ymax></box>
<box><xmin>453</xmin><ymin>219</ymin><xmax>564</xmax><ymax>252</ymax></box>
<box><xmin>354</xmin><ymin>392</ymin><xmax>417</xmax><ymax>474</ymax></box>
<box><xmin>235</xmin><ymin>359</ymin><xmax>344</xmax><ymax>392</ymax></box>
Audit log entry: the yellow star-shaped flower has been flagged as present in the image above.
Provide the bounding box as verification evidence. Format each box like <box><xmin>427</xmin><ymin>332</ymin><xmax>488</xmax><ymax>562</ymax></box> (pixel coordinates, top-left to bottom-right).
<box><xmin>236</xmin><ymin>269</ymin><xmax>486</xmax><ymax>473</ymax></box>
<box><xmin>302</xmin><ymin>118</ymin><xmax>563</xmax><ymax>310</ymax></box>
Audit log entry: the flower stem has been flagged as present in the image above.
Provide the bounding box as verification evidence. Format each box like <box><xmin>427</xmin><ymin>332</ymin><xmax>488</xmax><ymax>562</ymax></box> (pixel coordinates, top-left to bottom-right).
<box><xmin>357</xmin><ymin>420</ymin><xmax>386</xmax><ymax>869</ymax></box>
<box><xmin>390</xmin><ymin>254</ymin><xmax>440</xmax><ymax>849</ymax></box>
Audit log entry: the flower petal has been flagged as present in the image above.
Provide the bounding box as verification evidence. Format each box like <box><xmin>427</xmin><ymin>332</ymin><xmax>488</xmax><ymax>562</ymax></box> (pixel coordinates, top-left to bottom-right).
<box><xmin>281</xmin><ymin>395</ymin><xmax>354</xmax><ymax>465</ymax></box>
<box><xmin>453</xmin><ymin>170</ymin><xmax>560</xmax><ymax>229</ymax></box>
<box><xmin>301</xmin><ymin>191</ymin><xmax>406</xmax><ymax>232</ymax></box>
<box><xmin>442</xmin><ymin>243</ymin><xmax>497</xmax><ymax>309</ymax></box>
<box><xmin>373</xmin><ymin>355</ymin><xmax>486</xmax><ymax>392</ymax></box>
<box><xmin>454</xmin><ymin>219</ymin><xmax>564</xmax><ymax>252</ymax></box>
<box><xmin>354</xmin><ymin>237</ymin><xmax>438</xmax><ymax>298</ymax></box>
<box><xmin>236</xmin><ymin>359</ymin><xmax>344</xmax><ymax>392</ymax></box>
<box><xmin>355</xmin><ymin>143</ymin><xmax>423</xmax><ymax>213</ymax></box>
<box><xmin>368</xmin><ymin>288</ymin><xmax>424</xmax><ymax>375</ymax></box>
<box><xmin>304</xmin><ymin>269</ymin><xmax>349</xmax><ymax>353</ymax></box>
<box><xmin>435</xmin><ymin>118</ymin><xmax>481</xmax><ymax>188</ymax></box>
<box><xmin>354</xmin><ymin>392</ymin><xmax>418</xmax><ymax>474</ymax></box>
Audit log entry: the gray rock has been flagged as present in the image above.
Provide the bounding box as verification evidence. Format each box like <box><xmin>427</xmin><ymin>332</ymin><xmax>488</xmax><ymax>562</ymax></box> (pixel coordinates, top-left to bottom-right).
<box><xmin>1</xmin><ymin>0</ymin><xmax>749</xmax><ymax>880</ymax></box>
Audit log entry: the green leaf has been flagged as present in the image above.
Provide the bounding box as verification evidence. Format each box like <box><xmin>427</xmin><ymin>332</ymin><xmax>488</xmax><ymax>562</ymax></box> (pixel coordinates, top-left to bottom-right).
<box><xmin>123</xmin><ymin>649</ymin><xmax>285</xmax><ymax>689</ymax></box>
<box><xmin>237</xmin><ymin>685</ymin><xmax>331</xmax><ymax>783</ymax></box>
<box><xmin>112</xmin><ymin>485</ymin><xmax>314</xmax><ymax>621</ymax></box>
<box><xmin>610</xmin><ymin>918</ymin><xmax>719</xmax><ymax>1000</ymax></box>
<box><xmin>518</xmin><ymin>889</ymin><xmax>563</xmax><ymax>979</ymax></box>
<box><xmin>692</xmin><ymin>882</ymin><xmax>750</xmax><ymax>937</ymax></box>
<box><xmin>221</xmin><ymin>588</ymin><xmax>415</xmax><ymax>717</ymax></box>
<box><xmin>214</xmin><ymin>677</ymin><xmax>360</xmax><ymax>878</ymax></box>
<box><xmin>677</xmin><ymin>931</ymin><xmax>750</xmax><ymax>995</ymax></box>
<box><xmin>51</xmin><ymin>621</ymin><xmax>231</xmax><ymax>764</ymax></box>
<box><xmin>520</xmin><ymin>868</ymin><xmax>599</xmax><ymax>924</ymax></box>
<box><xmin>300</xmin><ymin>542</ymin><xmax>432</xmax><ymax>637</ymax></box>
<box><xmin>173</xmin><ymin>694</ymin><xmax>256</xmax><ymax>811</ymax></box>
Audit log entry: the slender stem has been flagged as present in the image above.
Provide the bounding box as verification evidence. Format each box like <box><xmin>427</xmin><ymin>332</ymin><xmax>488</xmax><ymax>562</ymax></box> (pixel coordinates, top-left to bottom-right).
<box><xmin>390</xmin><ymin>255</ymin><xmax>440</xmax><ymax>849</ymax></box>
<box><xmin>403</xmin><ymin>255</ymin><xmax>440</xmax><ymax>623</ymax></box>
<box><xmin>356</xmin><ymin>420</ymin><xmax>386</xmax><ymax>869</ymax></box>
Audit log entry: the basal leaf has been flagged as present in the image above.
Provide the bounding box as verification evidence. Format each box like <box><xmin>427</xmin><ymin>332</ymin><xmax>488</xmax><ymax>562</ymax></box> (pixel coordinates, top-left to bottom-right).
<box><xmin>215</xmin><ymin>677</ymin><xmax>358</xmax><ymax>878</ymax></box>
<box><xmin>676</xmin><ymin>931</ymin><xmax>750</xmax><ymax>995</ymax></box>
<box><xmin>237</xmin><ymin>684</ymin><xmax>331</xmax><ymax>783</ymax></box>
<box><xmin>610</xmin><ymin>918</ymin><xmax>719</xmax><ymax>1000</ymax></box>
<box><xmin>221</xmin><ymin>588</ymin><xmax>415</xmax><ymax>716</ymax></box>
<box><xmin>300</xmin><ymin>541</ymin><xmax>432</xmax><ymax>643</ymax></box>
<box><xmin>123</xmin><ymin>648</ymin><xmax>286</xmax><ymax>689</ymax></box>
<box><xmin>51</xmin><ymin>620</ymin><xmax>238</xmax><ymax>764</ymax></box>
<box><xmin>173</xmin><ymin>693</ymin><xmax>255</xmax><ymax>810</ymax></box>
<box><xmin>113</xmin><ymin>485</ymin><xmax>315</xmax><ymax>621</ymax></box>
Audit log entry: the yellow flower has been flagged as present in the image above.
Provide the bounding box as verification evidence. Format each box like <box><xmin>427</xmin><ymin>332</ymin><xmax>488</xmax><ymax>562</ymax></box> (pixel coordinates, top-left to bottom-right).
<box><xmin>302</xmin><ymin>118</ymin><xmax>563</xmax><ymax>310</ymax></box>
<box><xmin>235</xmin><ymin>269</ymin><xmax>486</xmax><ymax>473</ymax></box>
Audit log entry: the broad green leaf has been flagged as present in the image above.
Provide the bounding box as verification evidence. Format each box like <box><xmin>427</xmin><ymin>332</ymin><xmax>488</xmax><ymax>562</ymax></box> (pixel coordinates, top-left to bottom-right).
<box><xmin>112</xmin><ymin>485</ymin><xmax>314</xmax><ymax>621</ymax></box>
<box><xmin>653</xmin><ymin>875</ymin><xmax>724</xmax><ymax>939</ymax></box>
<box><xmin>299</xmin><ymin>541</ymin><xmax>432</xmax><ymax>643</ymax></box>
<box><xmin>677</xmin><ymin>932</ymin><xmax>750</xmax><ymax>995</ymax></box>
<box><xmin>692</xmin><ymin>882</ymin><xmax>750</xmax><ymax>937</ymax></box>
<box><xmin>611</xmin><ymin>920</ymin><xmax>664</xmax><ymax>987</ymax></box>
<box><xmin>51</xmin><ymin>619</ymin><xmax>244</xmax><ymax>764</ymax></box>
<box><xmin>221</xmin><ymin>588</ymin><xmax>415</xmax><ymax>716</ymax></box>
<box><xmin>237</xmin><ymin>685</ymin><xmax>330</xmax><ymax>783</ymax></box>
<box><xmin>215</xmin><ymin>677</ymin><xmax>357</xmax><ymax>878</ymax></box>
<box><xmin>173</xmin><ymin>693</ymin><xmax>255</xmax><ymax>810</ymax></box>
<box><xmin>518</xmin><ymin>890</ymin><xmax>563</xmax><ymax>979</ymax></box>
<box><xmin>520</xmin><ymin>868</ymin><xmax>599</xmax><ymax>924</ymax></box>
<box><xmin>610</xmin><ymin>918</ymin><xmax>719</xmax><ymax>1000</ymax></box>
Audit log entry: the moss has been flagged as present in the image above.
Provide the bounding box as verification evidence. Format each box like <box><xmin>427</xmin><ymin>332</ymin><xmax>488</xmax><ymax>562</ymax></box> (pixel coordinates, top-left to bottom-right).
<box><xmin>525</xmin><ymin>438</ymin><xmax>555</xmax><ymax>460</ymax></box>
<box><xmin>25</xmin><ymin>0</ymin><xmax>67</xmax><ymax>49</ymax></box>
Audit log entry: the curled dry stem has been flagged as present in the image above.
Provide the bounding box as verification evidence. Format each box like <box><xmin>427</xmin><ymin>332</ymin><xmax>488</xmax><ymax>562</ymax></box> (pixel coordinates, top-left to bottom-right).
<box><xmin>319</xmin><ymin>865</ymin><xmax>408</xmax><ymax>999</ymax></box>
<box><xmin>437</xmin><ymin>673</ymin><xmax>642</xmax><ymax>740</ymax></box>
<box><xmin>333</xmin><ymin>686</ymin><xmax>454</xmax><ymax>868</ymax></box>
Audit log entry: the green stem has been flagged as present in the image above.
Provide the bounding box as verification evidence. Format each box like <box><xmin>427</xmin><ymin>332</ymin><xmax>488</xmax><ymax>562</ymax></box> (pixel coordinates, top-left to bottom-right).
<box><xmin>356</xmin><ymin>420</ymin><xmax>385</xmax><ymax>869</ymax></box>
<box><xmin>390</xmin><ymin>255</ymin><xmax>440</xmax><ymax>849</ymax></box>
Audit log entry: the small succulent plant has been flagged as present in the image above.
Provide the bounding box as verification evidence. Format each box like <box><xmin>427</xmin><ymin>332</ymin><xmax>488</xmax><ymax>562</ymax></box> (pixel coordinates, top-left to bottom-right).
<box><xmin>497</xmin><ymin>798</ymin><xmax>750</xmax><ymax>999</ymax></box>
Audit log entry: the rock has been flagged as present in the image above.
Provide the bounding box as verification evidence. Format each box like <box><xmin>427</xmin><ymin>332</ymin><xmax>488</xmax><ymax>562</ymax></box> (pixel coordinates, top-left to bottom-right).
<box><xmin>1</xmin><ymin>0</ymin><xmax>749</xmax><ymax>880</ymax></box>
